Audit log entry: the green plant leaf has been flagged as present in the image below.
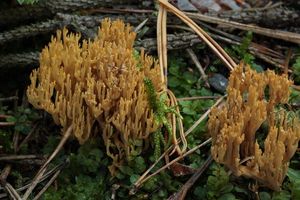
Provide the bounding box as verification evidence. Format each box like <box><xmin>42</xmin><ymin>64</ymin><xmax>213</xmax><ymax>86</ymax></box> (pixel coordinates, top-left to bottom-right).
<box><xmin>217</xmin><ymin>193</ymin><xmax>237</xmax><ymax>200</ymax></box>
<box><xmin>168</xmin><ymin>76</ymin><xmax>180</xmax><ymax>87</ymax></box>
<box><xmin>287</xmin><ymin>168</ymin><xmax>300</xmax><ymax>183</ymax></box>
<box><xmin>272</xmin><ymin>191</ymin><xmax>291</xmax><ymax>200</ymax></box>
<box><xmin>259</xmin><ymin>192</ymin><xmax>271</xmax><ymax>200</ymax></box>
<box><xmin>183</xmin><ymin>71</ymin><xmax>197</xmax><ymax>84</ymax></box>
<box><xmin>130</xmin><ymin>174</ymin><xmax>140</xmax><ymax>184</ymax></box>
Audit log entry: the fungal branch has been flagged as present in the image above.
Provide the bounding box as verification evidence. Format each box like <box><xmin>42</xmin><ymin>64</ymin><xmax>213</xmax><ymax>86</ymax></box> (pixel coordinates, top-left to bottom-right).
<box><xmin>27</xmin><ymin>19</ymin><xmax>165</xmax><ymax>175</ymax></box>
<box><xmin>208</xmin><ymin>63</ymin><xmax>300</xmax><ymax>190</ymax></box>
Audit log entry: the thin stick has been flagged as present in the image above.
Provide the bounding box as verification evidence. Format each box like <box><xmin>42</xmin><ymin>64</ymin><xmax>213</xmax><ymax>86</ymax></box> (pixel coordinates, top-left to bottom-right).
<box><xmin>22</xmin><ymin>125</ymin><xmax>72</xmax><ymax>200</ymax></box>
<box><xmin>134</xmin><ymin>18</ymin><xmax>148</xmax><ymax>33</ymax></box>
<box><xmin>158</xmin><ymin>0</ymin><xmax>236</xmax><ymax>71</ymax></box>
<box><xmin>0</xmin><ymin>165</ymin><xmax>11</xmax><ymax>186</ymax></box>
<box><xmin>0</xmin><ymin>115</ymin><xmax>12</xmax><ymax>119</ymax></box>
<box><xmin>157</xmin><ymin>4</ymin><xmax>168</xmax><ymax>84</ymax></box>
<box><xmin>0</xmin><ymin>96</ymin><xmax>18</xmax><ymax>102</ymax></box>
<box><xmin>134</xmin><ymin>138</ymin><xmax>212</xmax><ymax>190</ymax></box>
<box><xmin>0</xmin><ymin>155</ymin><xmax>43</xmax><ymax>161</ymax></box>
<box><xmin>32</xmin><ymin>169</ymin><xmax>61</xmax><ymax>200</ymax></box>
<box><xmin>0</xmin><ymin>162</ymin><xmax>67</xmax><ymax>199</ymax></box>
<box><xmin>169</xmin><ymin>156</ymin><xmax>213</xmax><ymax>200</ymax></box>
<box><xmin>5</xmin><ymin>183</ymin><xmax>21</xmax><ymax>200</ymax></box>
<box><xmin>186</xmin><ymin>12</ymin><xmax>300</xmax><ymax>44</ymax></box>
<box><xmin>0</xmin><ymin>122</ymin><xmax>15</xmax><ymax>126</ymax></box>
<box><xmin>292</xmin><ymin>85</ymin><xmax>300</xmax><ymax>91</ymax></box>
<box><xmin>283</xmin><ymin>49</ymin><xmax>292</xmax><ymax>75</ymax></box>
<box><xmin>186</xmin><ymin>48</ymin><xmax>210</xmax><ymax>88</ymax></box>
<box><xmin>177</xmin><ymin>96</ymin><xmax>221</xmax><ymax>101</ymax></box>
<box><xmin>167</xmin><ymin>89</ymin><xmax>187</xmax><ymax>155</ymax></box>
<box><xmin>184</xmin><ymin>95</ymin><xmax>225</xmax><ymax>137</ymax></box>
<box><xmin>16</xmin><ymin>123</ymin><xmax>39</xmax><ymax>152</ymax></box>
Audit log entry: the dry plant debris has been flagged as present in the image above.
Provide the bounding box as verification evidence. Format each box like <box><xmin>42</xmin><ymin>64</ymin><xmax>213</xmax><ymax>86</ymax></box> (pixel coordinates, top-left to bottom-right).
<box><xmin>26</xmin><ymin>18</ymin><xmax>163</xmax><ymax>174</ymax></box>
<box><xmin>208</xmin><ymin>62</ymin><xmax>300</xmax><ymax>190</ymax></box>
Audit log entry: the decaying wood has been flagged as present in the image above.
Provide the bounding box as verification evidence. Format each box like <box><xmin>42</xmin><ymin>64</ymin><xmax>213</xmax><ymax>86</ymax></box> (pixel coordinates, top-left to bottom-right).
<box><xmin>2</xmin><ymin>6</ymin><xmax>300</xmax><ymax>45</ymax></box>
<box><xmin>0</xmin><ymin>20</ymin><xmax>60</xmax><ymax>45</ymax></box>
<box><xmin>0</xmin><ymin>0</ymin><xmax>153</xmax><ymax>28</ymax></box>
<box><xmin>0</xmin><ymin>32</ymin><xmax>203</xmax><ymax>70</ymax></box>
<box><xmin>206</xmin><ymin>6</ymin><xmax>300</xmax><ymax>28</ymax></box>
<box><xmin>0</xmin><ymin>52</ymin><xmax>39</xmax><ymax>69</ymax></box>
<box><xmin>0</xmin><ymin>28</ymin><xmax>288</xmax><ymax>72</ymax></box>
<box><xmin>0</xmin><ymin>6</ymin><xmax>48</xmax><ymax>28</ymax></box>
<box><xmin>186</xmin><ymin>12</ymin><xmax>300</xmax><ymax>44</ymax></box>
<box><xmin>0</xmin><ymin>12</ymin><xmax>185</xmax><ymax>46</ymax></box>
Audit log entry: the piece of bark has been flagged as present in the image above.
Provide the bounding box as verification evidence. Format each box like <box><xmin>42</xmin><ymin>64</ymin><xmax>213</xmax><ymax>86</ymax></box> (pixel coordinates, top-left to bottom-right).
<box><xmin>2</xmin><ymin>6</ymin><xmax>300</xmax><ymax>46</ymax></box>
<box><xmin>0</xmin><ymin>20</ymin><xmax>61</xmax><ymax>46</ymax></box>
<box><xmin>136</xmin><ymin>32</ymin><xmax>202</xmax><ymax>52</ymax></box>
<box><xmin>0</xmin><ymin>12</ymin><xmax>185</xmax><ymax>46</ymax></box>
<box><xmin>0</xmin><ymin>32</ymin><xmax>202</xmax><ymax>70</ymax></box>
<box><xmin>0</xmin><ymin>52</ymin><xmax>39</xmax><ymax>70</ymax></box>
<box><xmin>42</xmin><ymin>0</ymin><xmax>153</xmax><ymax>13</ymax></box>
<box><xmin>0</xmin><ymin>6</ymin><xmax>50</xmax><ymax>28</ymax></box>
<box><xmin>0</xmin><ymin>0</ymin><xmax>154</xmax><ymax>28</ymax></box>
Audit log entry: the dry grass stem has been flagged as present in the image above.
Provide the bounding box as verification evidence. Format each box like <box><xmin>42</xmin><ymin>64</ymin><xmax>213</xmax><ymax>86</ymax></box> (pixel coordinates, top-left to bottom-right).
<box><xmin>186</xmin><ymin>48</ymin><xmax>210</xmax><ymax>87</ymax></box>
<box><xmin>133</xmin><ymin>138</ymin><xmax>212</xmax><ymax>191</ymax></box>
<box><xmin>32</xmin><ymin>170</ymin><xmax>61</xmax><ymax>200</ymax></box>
<box><xmin>177</xmin><ymin>96</ymin><xmax>221</xmax><ymax>101</ymax></box>
<box><xmin>186</xmin><ymin>12</ymin><xmax>300</xmax><ymax>44</ymax></box>
<box><xmin>22</xmin><ymin>126</ymin><xmax>72</xmax><ymax>200</ymax></box>
<box><xmin>158</xmin><ymin>0</ymin><xmax>236</xmax><ymax>71</ymax></box>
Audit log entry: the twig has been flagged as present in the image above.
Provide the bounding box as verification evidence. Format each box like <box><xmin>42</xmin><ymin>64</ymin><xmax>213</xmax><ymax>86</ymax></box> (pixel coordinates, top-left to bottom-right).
<box><xmin>0</xmin><ymin>115</ymin><xmax>12</xmax><ymax>119</ymax></box>
<box><xmin>167</xmin><ymin>89</ymin><xmax>187</xmax><ymax>155</ymax></box>
<box><xmin>158</xmin><ymin>0</ymin><xmax>236</xmax><ymax>71</ymax></box>
<box><xmin>16</xmin><ymin>123</ymin><xmax>39</xmax><ymax>152</ymax></box>
<box><xmin>133</xmin><ymin>138</ymin><xmax>212</xmax><ymax>191</ymax></box>
<box><xmin>5</xmin><ymin>183</ymin><xmax>21</xmax><ymax>200</ymax></box>
<box><xmin>0</xmin><ymin>155</ymin><xmax>44</xmax><ymax>161</ymax></box>
<box><xmin>184</xmin><ymin>95</ymin><xmax>225</xmax><ymax>136</ymax></box>
<box><xmin>157</xmin><ymin>3</ymin><xmax>168</xmax><ymax>84</ymax></box>
<box><xmin>292</xmin><ymin>85</ymin><xmax>300</xmax><ymax>91</ymax></box>
<box><xmin>157</xmin><ymin>4</ymin><xmax>187</xmax><ymax>156</ymax></box>
<box><xmin>0</xmin><ymin>122</ymin><xmax>15</xmax><ymax>126</ymax></box>
<box><xmin>169</xmin><ymin>24</ymin><xmax>288</xmax><ymax>71</ymax></box>
<box><xmin>22</xmin><ymin>125</ymin><xmax>73</xmax><ymax>200</ymax></box>
<box><xmin>197</xmin><ymin>21</ymin><xmax>284</xmax><ymax>59</ymax></box>
<box><xmin>177</xmin><ymin>96</ymin><xmax>221</xmax><ymax>101</ymax></box>
<box><xmin>250</xmin><ymin>50</ymin><xmax>286</xmax><ymax>69</ymax></box>
<box><xmin>0</xmin><ymin>166</ymin><xmax>11</xmax><ymax>186</ymax></box>
<box><xmin>283</xmin><ymin>49</ymin><xmax>292</xmax><ymax>75</ymax></box>
<box><xmin>168</xmin><ymin>156</ymin><xmax>213</xmax><ymax>200</ymax></box>
<box><xmin>186</xmin><ymin>48</ymin><xmax>210</xmax><ymax>88</ymax></box>
<box><xmin>186</xmin><ymin>12</ymin><xmax>300</xmax><ymax>44</ymax></box>
<box><xmin>134</xmin><ymin>18</ymin><xmax>148</xmax><ymax>33</ymax></box>
<box><xmin>32</xmin><ymin>169</ymin><xmax>61</xmax><ymax>200</ymax></box>
<box><xmin>0</xmin><ymin>162</ymin><xmax>67</xmax><ymax>199</ymax></box>
<box><xmin>0</xmin><ymin>97</ymin><xmax>18</xmax><ymax>102</ymax></box>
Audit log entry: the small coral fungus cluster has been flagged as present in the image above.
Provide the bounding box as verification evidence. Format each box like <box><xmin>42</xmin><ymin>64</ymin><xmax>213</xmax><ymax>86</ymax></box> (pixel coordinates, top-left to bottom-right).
<box><xmin>27</xmin><ymin>19</ymin><xmax>163</xmax><ymax>174</ymax></box>
<box><xmin>208</xmin><ymin>63</ymin><xmax>300</xmax><ymax>190</ymax></box>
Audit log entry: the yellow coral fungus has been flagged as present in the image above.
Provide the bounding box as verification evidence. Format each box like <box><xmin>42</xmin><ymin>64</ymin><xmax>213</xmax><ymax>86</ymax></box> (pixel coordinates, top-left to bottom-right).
<box><xmin>208</xmin><ymin>62</ymin><xmax>300</xmax><ymax>190</ymax></box>
<box><xmin>27</xmin><ymin>19</ymin><xmax>163</xmax><ymax>174</ymax></box>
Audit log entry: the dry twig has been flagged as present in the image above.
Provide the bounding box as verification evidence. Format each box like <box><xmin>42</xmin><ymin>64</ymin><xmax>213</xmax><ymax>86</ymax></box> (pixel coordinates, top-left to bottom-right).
<box><xmin>22</xmin><ymin>125</ymin><xmax>73</xmax><ymax>200</ymax></box>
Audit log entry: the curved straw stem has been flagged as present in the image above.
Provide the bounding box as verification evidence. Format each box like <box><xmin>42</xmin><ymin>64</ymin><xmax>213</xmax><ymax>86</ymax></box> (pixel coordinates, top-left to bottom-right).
<box><xmin>157</xmin><ymin>4</ymin><xmax>168</xmax><ymax>85</ymax></box>
<box><xmin>167</xmin><ymin>89</ymin><xmax>187</xmax><ymax>155</ymax></box>
<box><xmin>158</xmin><ymin>0</ymin><xmax>236</xmax><ymax>71</ymax></box>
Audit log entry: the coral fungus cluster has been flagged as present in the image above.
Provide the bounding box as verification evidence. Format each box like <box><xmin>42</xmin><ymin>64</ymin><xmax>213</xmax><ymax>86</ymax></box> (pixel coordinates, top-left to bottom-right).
<box><xmin>208</xmin><ymin>63</ymin><xmax>300</xmax><ymax>190</ymax></box>
<box><xmin>27</xmin><ymin>19</ymin><xmax>163</xmax><ymax>174</ymax></box>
